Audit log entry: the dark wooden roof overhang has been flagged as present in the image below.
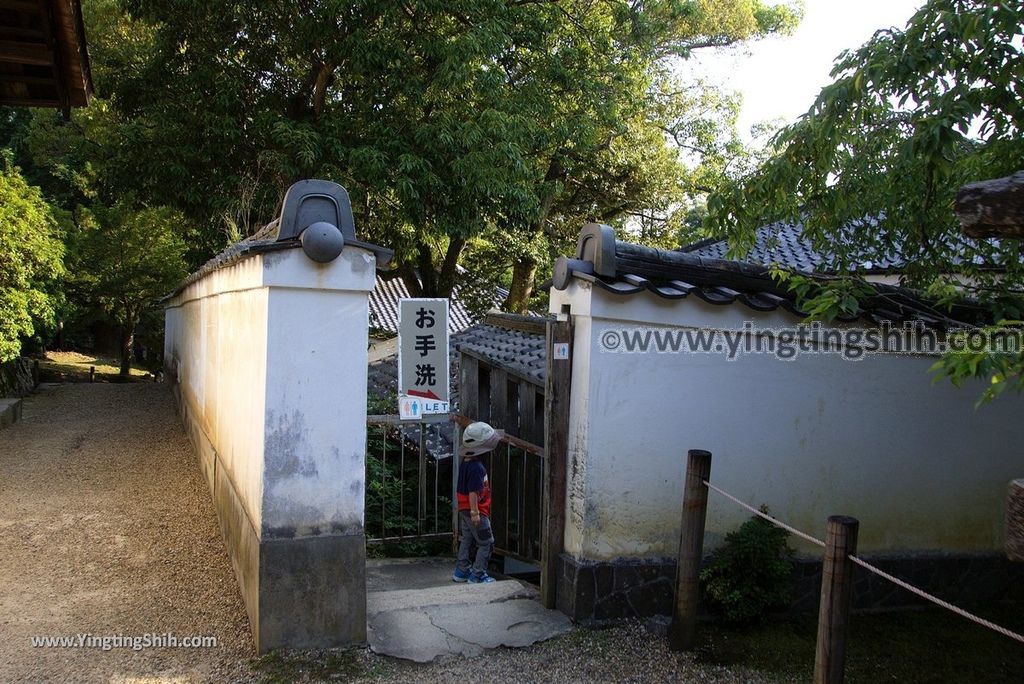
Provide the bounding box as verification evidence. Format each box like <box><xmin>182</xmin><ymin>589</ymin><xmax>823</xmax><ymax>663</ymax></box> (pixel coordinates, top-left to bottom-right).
<box><xmin>0</xmin><ymin>0</ymin><xmax>92</xmax><ymax>115</ymax></box>
<box><xmin>957</xmin><ymin>170</ymin><xmax>1024</xmax><ymax>240</ymax></box>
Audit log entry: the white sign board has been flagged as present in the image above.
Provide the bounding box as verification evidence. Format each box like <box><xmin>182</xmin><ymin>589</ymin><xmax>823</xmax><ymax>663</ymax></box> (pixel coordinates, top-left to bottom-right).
<box><xmin>398</xmin><ymin>299</ymin><xmax>450</xmax><ymax>419</ymax></box>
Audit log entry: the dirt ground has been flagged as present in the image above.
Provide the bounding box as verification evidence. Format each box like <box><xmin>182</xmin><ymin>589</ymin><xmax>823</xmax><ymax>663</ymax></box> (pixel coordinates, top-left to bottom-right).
<box><xmin>0</xmin><ymin>383</ymin><xmax>253</xmax><ymax>683</ymax></box>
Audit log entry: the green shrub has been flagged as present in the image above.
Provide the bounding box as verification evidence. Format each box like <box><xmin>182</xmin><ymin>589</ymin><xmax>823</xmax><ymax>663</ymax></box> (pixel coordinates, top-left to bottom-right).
<box><xmin>700</xmin><ymin>508</ymin><xmax>795</xmax><ymax>624</ymax></box>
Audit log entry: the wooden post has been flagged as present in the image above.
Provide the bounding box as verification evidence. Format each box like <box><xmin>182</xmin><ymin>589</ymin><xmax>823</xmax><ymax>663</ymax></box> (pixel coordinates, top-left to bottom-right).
<box><xmin>451</xmin><ymin>422</ymin><xmax>462</xmax><ymax>556</ymax></box>
<box><xmin>89</xmin><ymin>366</ymin><xmax>95</xmax><ymax>382</ymax></box>
<box><xmin>417</xmin><ymin>422</ymin><xmax>427</xmax><ymax>535</ymax></box>
<box><xmin>668</xmin><ymin>449</ymin><xmax>713</xmax><ymax>651</ymax></box>
<box><xmin>540</xmin><ymin>316</ymin><xmax>572</xmax><ymax>609</ymax></box>
<box><xmin>814</xmin><ymin>515</ymin><xmax>859</xmax><ymax>684</ymax></box>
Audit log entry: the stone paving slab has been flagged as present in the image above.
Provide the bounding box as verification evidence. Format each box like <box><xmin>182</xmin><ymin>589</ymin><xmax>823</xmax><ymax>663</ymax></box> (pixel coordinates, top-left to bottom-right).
<box><xmin>366</xmin><ymin>559</ymin><xmax>573</xmax><ymax>663</ymax></box>
<box><xmin>0</xmin><ymin>397</ymin><xmax>22</xmax><ymax>429</ymax></box>
<box><xmin>367</xmin><ymin>578</ymin><xmax>535</xmax><ymax>615</ymax></box>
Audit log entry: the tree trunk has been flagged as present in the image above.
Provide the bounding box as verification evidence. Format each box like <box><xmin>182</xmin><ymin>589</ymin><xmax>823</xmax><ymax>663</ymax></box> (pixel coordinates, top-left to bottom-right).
<box><xmin>119</xmin><ymin>323</ymin><xmax>134</xmax><ymax>378</ymax></box>
<box><xmin>409</xmin><ymin>236</ymin><xmax>466</xmax><ymax>298</ymax></box>
<box><xmin>436</xmin><ymin>236</ymin><xmax>466</xmax><ymax>298</ymax></box>
<box><xmin>504</xmin><ymin>256</ymin><xmax>538</xmax><ymax>314</ymax></box>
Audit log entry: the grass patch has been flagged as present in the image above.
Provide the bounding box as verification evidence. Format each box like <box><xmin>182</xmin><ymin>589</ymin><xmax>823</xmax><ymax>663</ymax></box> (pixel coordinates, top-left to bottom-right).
<box><xmin>252</xmin><ymin>647</ymin><xmax>393</xmax><ymax>684</ymax></box>
<box><xmin>696</xmin><ymin>602</ymin><xmax>1024</xmax><ymax>683</ymax></box>
<box><xmin>37</xmin><ymin>351</ymin><xmax>151</xmax><ymax>382</ymax></box>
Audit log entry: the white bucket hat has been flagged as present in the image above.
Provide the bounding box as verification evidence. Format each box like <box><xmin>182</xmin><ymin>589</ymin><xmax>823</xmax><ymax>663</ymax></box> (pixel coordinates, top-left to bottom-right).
<box><xmin>461</xmin><ymin>421</ymin><xmax>504</xmax><ymax>457</ymax></box>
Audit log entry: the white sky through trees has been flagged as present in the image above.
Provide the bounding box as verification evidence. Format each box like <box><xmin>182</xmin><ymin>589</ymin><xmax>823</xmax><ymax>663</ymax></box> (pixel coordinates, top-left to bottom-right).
<box><xmin>685</xmin><ymin>0</ymin><xmax>926</xmax><ymax>142</ymax></box>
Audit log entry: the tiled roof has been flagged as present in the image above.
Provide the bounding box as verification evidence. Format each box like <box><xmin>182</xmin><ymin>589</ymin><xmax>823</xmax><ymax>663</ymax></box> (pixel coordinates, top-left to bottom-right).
<box><xmin>168</xmin><ymin>218</ymin><xmax>393</xmax><ymax>300</ymax></box>
<box><xmin>368</xmin><ymin>273</ymin><xmax>511</xmax><ymax>335</ymax></box>
<box><xmin>679</xmin><ymin>219</ymin><xmax>904</xmax><ymax>273</ymax></box>
<box><xmin>367</xmin><ymin>316</ymin><xmax>548</xmax><ymax>406</ymax></box>
<box><xmin>367</xmin><ymin>314</ymin><xmax>548</xmax><ymax>460</ymax></box>
<box><xmin>680</xmin><ymin>218</ymin><xmax>996</xmax><ymax>274</ymax></box>
<box><xmin>456</xmin><ymin>320</ymin><xmax>547</xmax><ymax>385</ymax></box>
<box><xmin>552</xmin><ymin>223</ymin><xmax>988</xmax><ymax>328</ymax></box>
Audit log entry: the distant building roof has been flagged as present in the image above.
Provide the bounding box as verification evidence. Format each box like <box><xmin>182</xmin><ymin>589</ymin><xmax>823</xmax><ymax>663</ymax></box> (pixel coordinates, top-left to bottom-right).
<box><xmin>680</xmin><ymin>218</ymin><xmax>995</xmax><ymax>275</ymax></box>
<box><xmin>553</xmin><ymin>223</ymin><xmax>989</xmax><ymax>328</ymax></box>
<box><xmin>679</xmin><ymin>219</ymin><xmax>904</xmax><ymax>273</ymax></box>
<box><xmin>369</xmin><ymin>272</ymin><xmax>513</xmax><ymax>335</ymax></box>
<box><xmin>0</xmin><ymin>0</ymin><xmax>93</xmax><ymax>113</ymax></box>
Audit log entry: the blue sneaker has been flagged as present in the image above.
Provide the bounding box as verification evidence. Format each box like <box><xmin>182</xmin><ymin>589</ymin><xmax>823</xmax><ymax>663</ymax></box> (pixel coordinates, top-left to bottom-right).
<box><xmin>452</xmin><ymin>568</ymin><xmax>471</xmax><ymax>583</ymax></box>
<box><xmin>468</xmin><ymin>572</ymin><xmax>497</xmax><ymax>584</ymax></box>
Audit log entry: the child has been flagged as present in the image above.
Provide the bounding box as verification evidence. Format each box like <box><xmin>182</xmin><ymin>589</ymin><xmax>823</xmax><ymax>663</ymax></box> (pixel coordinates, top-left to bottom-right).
<box><xmin>453</xmin><ymin>421</ymin><xmax>503</xmax><ymax>584</ymax></box>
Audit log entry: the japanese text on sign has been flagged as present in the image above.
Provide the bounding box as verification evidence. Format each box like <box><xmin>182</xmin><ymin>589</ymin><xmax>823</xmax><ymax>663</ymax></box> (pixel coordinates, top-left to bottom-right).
<box><xmin>398</xmin><ymin>299</ymin><xmax>450</xmax><ymax>418</ymax></box>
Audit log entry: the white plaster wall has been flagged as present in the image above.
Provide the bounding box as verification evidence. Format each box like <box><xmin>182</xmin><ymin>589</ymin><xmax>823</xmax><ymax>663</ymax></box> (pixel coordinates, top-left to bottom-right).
<box><xmin>551</xmin><ymin>281</ymin><xmax>1024</xmax><ymax>559</ymax></box>
<box><xmin>164</xmin><ymin>247</ymin><xmax>375</xmax><ymax>538</ymax></box>
<box><xmin>260</xmin><ymin>249</ymin><xmax>375</xmax><ymax>536</ymax></box>
<box><xmin>165</xmin><ymin>259</ymin><xmax>268</xmax><ymax>530</ymax></box>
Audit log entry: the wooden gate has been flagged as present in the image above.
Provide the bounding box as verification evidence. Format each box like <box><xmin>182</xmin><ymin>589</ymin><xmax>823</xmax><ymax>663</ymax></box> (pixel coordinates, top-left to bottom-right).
<box><xmin>454</xmin><ymin>314</ymin><xmax>573</xmax><ymax>606</ymax></box>
<box><xmin>364</xmin><ymin>414</ymin><xmax>453</xmax><ymax>546</ymax></box>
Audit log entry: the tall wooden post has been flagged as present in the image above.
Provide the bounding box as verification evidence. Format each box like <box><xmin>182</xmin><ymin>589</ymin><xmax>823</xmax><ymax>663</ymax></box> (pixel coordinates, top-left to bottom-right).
<box><xmin>814</xmin><ymin>516</ymin><xmax>859</xmax><ymax>684</ymax></box>
<box><xmin>417</xmin><ymin>422</ymin><xmax>427</xmax><ymax>535</ymax></box>
<box><xmin>451</xmin><ymin>423</ymin><xmax>462</xmax><ymax>555</ymax></box>
<box><xmin>540</xmin><ymin>316</ymin><xmax>572</xmax><ymax>609</ymax></box>
<box><xmin>668</xmin><ymin>449</ymin><xmax>713</xmax><ymax>651</ymax></box>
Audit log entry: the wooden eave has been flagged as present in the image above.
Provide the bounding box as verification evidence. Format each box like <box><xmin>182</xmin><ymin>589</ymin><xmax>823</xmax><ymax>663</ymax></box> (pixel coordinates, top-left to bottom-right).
<box><xmin>0</xmin><ymin>0</ymin><xmax>93</xmax><ymax>114</ymax></box>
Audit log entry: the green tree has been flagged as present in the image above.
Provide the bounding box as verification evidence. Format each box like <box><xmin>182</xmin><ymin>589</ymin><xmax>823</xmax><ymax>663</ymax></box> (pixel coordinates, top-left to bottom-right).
<box><xmin>83</xmin><ymin>0</ymin><xmax>798</xmax><ymax>304</ymax></box>
<box><xmin>705</xmin><ymin>0</ymin><xmax>1024</xmax><ymax>401</ymax></box>
<box><xmin>0</xmin><ymin>154</ymin><xmax>65</xmax><ymax>362</ymax></box>
<box><xmin>494</xmin><ymin>2</ymin><xmax>801</xmax><ymax>312</ymax></box>
<box><xmin>67</xmin><ymin>202</ymin><xmax>187</xmax><ymax>376</ymax></box>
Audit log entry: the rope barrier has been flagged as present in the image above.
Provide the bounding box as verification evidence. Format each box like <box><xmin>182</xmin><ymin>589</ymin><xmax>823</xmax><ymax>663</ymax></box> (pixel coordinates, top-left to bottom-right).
<box><xmin>847</xmin><ymin>555</ymin><xmax>1024</xmax><ymax>645</ymax></box>
<box><xmin>702</xmin><ymin>480</ymin><xmax>825</xmax><ymax>547</ymax></box>
<box><xmin>702</xmin><ymin>479</ymin><xmax>1024</xmax><ymax>645</ymax></box>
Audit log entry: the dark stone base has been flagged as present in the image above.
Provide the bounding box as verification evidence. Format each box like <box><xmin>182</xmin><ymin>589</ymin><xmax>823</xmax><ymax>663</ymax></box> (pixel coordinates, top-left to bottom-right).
<box><xmin>557</xmin><ymin>552</ymin><xmax>1024</xmax><ymax>624</ymax></box>
<box><xmin>259</xmin><ymin>534</ymin><xmax>367</xmax><ymax>651</ymax></box>
<box><xmin>557</xmin><ymin>554</ymin><xmax>676</xmax><ymax>623</ymax></box>
<box><xmin>172</xmin><ymin>381</ymin><xmax>366</xmax><ymax>652</ymax></box>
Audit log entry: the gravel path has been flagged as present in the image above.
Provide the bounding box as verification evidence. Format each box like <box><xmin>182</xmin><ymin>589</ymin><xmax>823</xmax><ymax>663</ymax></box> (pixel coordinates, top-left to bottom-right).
<box><xmin>0</xmin><ymin>383</ymin><xmax>780</xmax><ymax>684</ymax></box>
<box><xmin>0</xmin><ymin>383</ymin><xmax>253</xmax><ymax>683</ymax></box>
<box><xmin>257</xmin><ymin>619</ymin><xmax>794</xmax><ymax>683</ymax></box>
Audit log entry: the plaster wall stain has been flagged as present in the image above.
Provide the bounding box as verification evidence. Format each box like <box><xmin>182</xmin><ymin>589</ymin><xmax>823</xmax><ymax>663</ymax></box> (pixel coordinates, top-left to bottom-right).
<box><xmin>261</xmin><ymin>251</ymin><xmax>289</xmax><ymax>270</ymax></box>
<box><xmin>264</xmin><ymin>409</ymin><xmax>319</xmax><ymax>479</ymax></box>
<box><xmin>262</xmin><ymin>411</ymin><xmax>365</xmax><ymax>536</ymax></box>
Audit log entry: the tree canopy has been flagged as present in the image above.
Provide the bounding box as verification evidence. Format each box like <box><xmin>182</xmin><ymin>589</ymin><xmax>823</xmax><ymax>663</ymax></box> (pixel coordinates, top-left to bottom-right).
<box><xmin>0</xmin><ymin>0</ymin><xmax>803</xmax><ymax>365</ymax></box>
<box><xmin>67</xmin><ymin>202</ymin><xmax>187</xmax><ymax>375</ymax></box>
<box><xmin>0</xmin><ymin>155</ymin><xmax>65</xmax><ymax>363</ymax></box>
<box><xmin>87</xmin><ymin>0</ymin><xmax>799</xmax><ymax>303</ymax></box>
<box><xmin>705</xmin><ymin>0</ymin><xmax>1024</xmax><ymax>401</ymax></box>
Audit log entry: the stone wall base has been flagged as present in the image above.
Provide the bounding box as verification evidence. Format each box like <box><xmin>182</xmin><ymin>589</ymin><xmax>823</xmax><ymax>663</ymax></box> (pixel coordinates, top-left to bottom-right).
<box><xmin>556</xmin><ymin>551</ymin><xmax>1024</xmax><ymax>624</ymax></box>
<box><xmin>0</xmin><ymin>397</ymin><xmax>23</xmax><ymax>429</ymax></box>
<box><xmin>172</xmin><ymin>382</ymin><xmax>366</xmax><ymax>652</ymax></box>
<box><xmin>0</xmin><ymin>357</ymin><xmax>35</xmax><ymax>398</ymax></box>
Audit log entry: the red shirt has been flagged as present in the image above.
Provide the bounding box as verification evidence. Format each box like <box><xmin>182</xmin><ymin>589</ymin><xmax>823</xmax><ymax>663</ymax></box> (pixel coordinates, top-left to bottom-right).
<box><xmin>456</xmin><ymin>458</ymin><xmax>491</xmax><ymax>517</ymax></box>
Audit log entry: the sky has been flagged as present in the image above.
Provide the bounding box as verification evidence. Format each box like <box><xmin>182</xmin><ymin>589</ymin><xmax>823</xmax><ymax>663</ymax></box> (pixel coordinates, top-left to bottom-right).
<box><xmin>684</xmin><ymin>0</ymin><xmax>927</xmax><ymax>141</ymax></box>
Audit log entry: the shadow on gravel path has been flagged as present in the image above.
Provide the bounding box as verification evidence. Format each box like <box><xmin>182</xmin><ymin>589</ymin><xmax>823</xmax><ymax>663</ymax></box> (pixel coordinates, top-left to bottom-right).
<box><xmin>0</xmin><ymin>383</ymin><xmax>253</xmax><ymax>683</ymax></box>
